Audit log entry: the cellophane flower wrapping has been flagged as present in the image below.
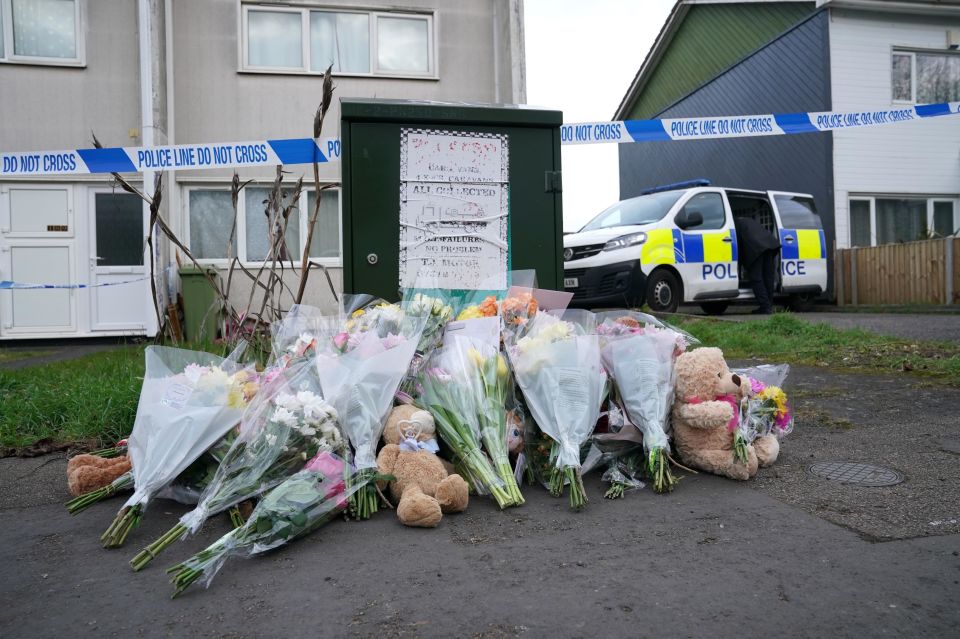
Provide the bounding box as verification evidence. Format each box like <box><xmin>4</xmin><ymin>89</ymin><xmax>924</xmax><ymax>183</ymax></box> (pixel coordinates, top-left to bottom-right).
<box><xmin>732</xmin><ymin>364</ymin><xmax>794</xmax><ymax>440</ymax></box>
<box><xmin>180</xmin><ymin>361</ymin><xmax>343</xmax><ymax>534</ymax></box>
<box><xmin>581</xmin><ymin>402</ymin><xmax>645</xmax><ymax>498</ymax></box>
<box><xmin>398</xmin><ymin>289</ymin><xmax>458</xmax><ymax>399</ymax></box>
<box><xmin>595</xmin><ymin>311</ymin><xmax>696</xmax><ymax>493</ymax></box>
<box><xmin>131</xmin><ymin>359</ymin><xmax>344</xmax><ymax>570</ymax></box>
<box><xmin>101</xmin><ymin>347</ymin><xmax>258</xmax><ymax>547</ymax></box>
<box><xmin>314</xmin><ymin>303</ymin><xmax>426</xmax><ymax>518</ymax></box>
<box><xmin>168</xmin><ymin>451</ymin><xmax>363</xmax><ymax>597</ymax></box>
<box><xmin>508</xmin><ymin>311</ymin><xmax>605</xmax><ymax>508</ymax></box>
<box><xmin>418</xmin><ymin>339</ymin><xmax>514</xmax><ymax>508</ymax></box>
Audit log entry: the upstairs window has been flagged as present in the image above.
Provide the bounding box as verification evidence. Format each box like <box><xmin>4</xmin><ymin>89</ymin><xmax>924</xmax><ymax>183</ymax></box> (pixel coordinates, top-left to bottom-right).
<box><xmin>241</xmin><ymin>3</ymin><xmax>434</xmax><ymax>77</ymax></box>
<box><xmin>0</xmin><ymin>0</ymin><xmax>84</xmax><ymax>66</ymax></box>
<box><xmin>892</xmin><ymin>50</ymin><xmax>960</xmax><ymax>103</ymax></box>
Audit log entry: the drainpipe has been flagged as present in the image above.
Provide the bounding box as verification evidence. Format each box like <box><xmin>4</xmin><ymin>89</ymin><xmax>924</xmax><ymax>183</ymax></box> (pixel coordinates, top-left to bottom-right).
<box><xmin>138</xmin><ymin>0</ymin><xmax>159</xmax><ymax>337</ymax></box>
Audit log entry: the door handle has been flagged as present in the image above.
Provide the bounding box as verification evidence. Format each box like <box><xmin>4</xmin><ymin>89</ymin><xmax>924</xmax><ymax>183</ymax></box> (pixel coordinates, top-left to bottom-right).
<box><xmin>722</xmin><ymin>236</ymin><xmax>733</xmax><ymax>243</ymax></box>
<box><xmin>784</xmin><ymin>236</ymin><xmax>795</xmax><ymax>243</ymax></box>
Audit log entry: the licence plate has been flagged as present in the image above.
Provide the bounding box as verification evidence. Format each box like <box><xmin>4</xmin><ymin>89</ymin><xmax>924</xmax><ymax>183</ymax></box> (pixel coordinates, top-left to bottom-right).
<box><xmin>563</xmin><ymin>277</ymin><xmax>579</xmax><ymax>288</ymax></box>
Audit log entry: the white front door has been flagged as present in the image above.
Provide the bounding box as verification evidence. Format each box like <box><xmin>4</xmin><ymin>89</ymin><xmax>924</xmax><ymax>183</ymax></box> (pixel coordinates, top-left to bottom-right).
<box><xmin>88</xmin><ymin>190</ymin><xmax>148</xmax><ymax>332</ymax></box>
<box><xmin>0</xmin><ymin>185</ymin><xmax>78</xmax><ymax>336</ymax></box>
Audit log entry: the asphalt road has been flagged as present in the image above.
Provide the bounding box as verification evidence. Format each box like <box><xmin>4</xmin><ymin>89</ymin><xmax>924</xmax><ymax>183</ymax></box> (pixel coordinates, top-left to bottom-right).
<box><xmin>1</xmin><ymin>364</ymin><xmax>958</xmax><ymax>638</ymax></box>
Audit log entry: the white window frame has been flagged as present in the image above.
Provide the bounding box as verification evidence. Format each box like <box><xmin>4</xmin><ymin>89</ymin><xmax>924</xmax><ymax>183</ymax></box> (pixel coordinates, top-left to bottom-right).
<box><xmin>238</xmin><ymin>2</ymin><xmax>436</xmax><ymax>79</ymax></box>
<box><xmin>891</xmin><ymin>47</ymin><xmax>960</xmax><ymax>105</ymax></box>
<box><xmin>0</xmin><ymin>0</ymin><xmax>86</xmax><ymax>67</ymax></box>
<box><xmin>848</xmin><ymin>195</ymin><xmax>960</xmax><ymax>246</ymax></box>
<box><xmin>184</xmin><ymin>183</ymin><xmax>343</xmax><ymax>267</ymax></box>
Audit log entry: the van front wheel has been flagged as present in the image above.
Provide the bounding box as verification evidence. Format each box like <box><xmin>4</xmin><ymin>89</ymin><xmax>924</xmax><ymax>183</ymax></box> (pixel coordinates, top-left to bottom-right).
<box><xmin>646</xmin><ymin>270</ymin><xmax>681</xmax><ymax>313</ymax></box>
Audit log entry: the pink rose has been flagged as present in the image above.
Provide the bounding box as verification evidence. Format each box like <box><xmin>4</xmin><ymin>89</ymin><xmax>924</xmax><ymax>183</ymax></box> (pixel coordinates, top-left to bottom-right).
<box><xmin>750</xmin><ymin>377</ymin><xmax>766</xmax><ymax>394</ymax></box>
<box><xmin>305</xmin><ymin>451</ymin><xmax>345</xmax><ymax>478</ymax></box>
<box><xmin>332</xmin><ymin>332</ymin><xmax>350</xmax><ymax>353</ymax></box>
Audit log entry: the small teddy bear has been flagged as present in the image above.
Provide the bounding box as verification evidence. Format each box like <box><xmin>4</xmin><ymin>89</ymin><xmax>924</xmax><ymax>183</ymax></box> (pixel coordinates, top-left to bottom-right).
<box><xmin>67</xmin><ymin>454</ymin><xmax>132</xmax><ymax>496</ymax></box>
<box><xmin>672</xmin><ymin>347</ymin><xmax>778</xmax><ymax>481</ymax></box>
<box><xmin>376</xmin><ymin>404</ymin><xmax>469</xmax><ymax>527</ymax></box>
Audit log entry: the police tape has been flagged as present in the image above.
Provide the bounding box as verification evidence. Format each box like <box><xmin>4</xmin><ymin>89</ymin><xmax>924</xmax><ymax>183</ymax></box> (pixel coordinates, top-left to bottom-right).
<box><xmin>560</xmin><ymin>101</ymin><xmax>960</xmax><ymax>144</ymax></box>
<box><xmin>1</xmin><ymin>102</ymin><xmax>957</xmax><ymax>176</ymax></box>
<box><xmin>0</xmin><ymin>276</ymin><xmax>148</xmax><ymax>290</ymax></box>
<box><xmin>0</xmin><ymin>138</ymin><xmax>341</xmax><ymax>177</ymax></box>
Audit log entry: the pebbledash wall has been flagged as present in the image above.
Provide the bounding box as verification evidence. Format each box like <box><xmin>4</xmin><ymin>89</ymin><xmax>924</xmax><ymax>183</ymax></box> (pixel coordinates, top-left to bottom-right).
<box><xmin>0</xmin><ymin>0</ymin><xmax>526</xmax><ymax>339</ymax></box>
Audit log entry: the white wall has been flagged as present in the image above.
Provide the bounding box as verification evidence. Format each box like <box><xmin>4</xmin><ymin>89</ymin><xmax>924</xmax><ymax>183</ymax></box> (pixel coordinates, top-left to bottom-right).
<box><xmin>829</xmin><ymin>8</ymin><xmax>960</xmax><ymax>248</ymax></box>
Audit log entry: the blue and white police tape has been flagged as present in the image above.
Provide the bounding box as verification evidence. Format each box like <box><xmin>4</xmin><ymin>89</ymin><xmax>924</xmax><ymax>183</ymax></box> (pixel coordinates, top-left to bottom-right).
<box><xmin>560</xmin><ymin>101</ymin><xmax>960</xmax><ymax>144</ymax></box>
<box><xmin>0</xmin><ymin>137</ymin><xmax>341</xmax><ymax>177</ymax></box>
<box><xmin>2</xmin><ymin>102</ymin><xmax>957</xmax><ymax>176</ymax></box>
<box><xmin>0</xmin><ymin>276</ymin><xmax>148</xmax><ymax>290</ymax></box>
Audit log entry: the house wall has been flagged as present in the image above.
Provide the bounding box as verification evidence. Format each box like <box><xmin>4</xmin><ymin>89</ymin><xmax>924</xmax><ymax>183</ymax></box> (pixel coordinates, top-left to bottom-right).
<box><xmin>0</xmin><ymin>0</ymin><xmax>140</xmax><ymax>154</ymax></box>
<box><xmin>170</xmin><ymin>0</ymin><xmax>520</xmax><ymax>313</ymax></box>
<box><xmin>829</xmin><ymin>8</ymin><xmax>960</xmax><ymax>248</ymax></box>
<box><xmin>618</xmin><ymin>11</ymin><xmax>835</xmax><ymax>289</ymax></box>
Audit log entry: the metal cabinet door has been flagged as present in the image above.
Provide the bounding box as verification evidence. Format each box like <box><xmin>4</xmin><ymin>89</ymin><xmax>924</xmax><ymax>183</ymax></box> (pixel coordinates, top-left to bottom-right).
<box><xmin>343</xmin><ymin>122</ymin><xmax>562</xmax><ymax>299</ymax></box>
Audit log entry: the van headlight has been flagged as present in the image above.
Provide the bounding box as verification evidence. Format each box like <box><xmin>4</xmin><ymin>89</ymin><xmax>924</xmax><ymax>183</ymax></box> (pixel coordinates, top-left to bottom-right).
<box><xmin>603</xmin><ymin>232</ymin><xmax>647</xmax><ymax>252</ymax></box>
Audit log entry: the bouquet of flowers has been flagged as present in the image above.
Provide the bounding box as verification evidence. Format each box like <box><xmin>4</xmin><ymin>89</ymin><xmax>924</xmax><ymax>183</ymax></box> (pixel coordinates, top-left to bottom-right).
<box><xmin>733</xmin><ymin>364</ymin><xmax>794</xmax><ymax>442</ymax></box>
<box><xmin>456</xmin><ymin>295</ymin><xmax>499</xmax><ymax>321</ymax></box>
<box><xmin>581</xmin><ymin>402</ymin><xmax>645</xmax><ymax>499</ymax></box>
<box><xmin>418</xmin><ymin>342</ymin><xmax>514</xmax><ymax>508</ymax></box>
<box><xmin>596</xmin><ymin>311</ymin><xmax>695</xmax><ymax>493</ymax></box>
<box><xmin>466</xmin><ymin>337</ymin><xmax>525</xmax><ymax>505</ymax></box>
<box><xmin>315</xmin><ymin>305</ymin><xmax>426</xmax><ymax>519</ymax></box>
<box><xmin>168</xmin><ymin>451</ymin><xmax>370</xmax><ymax>597</ymax></box>
<box><xmin>397</xmin><ymin>291</ymin><xmax>457</xmax><ymax>400</ymax></box>
<box><xmin>131</xmin><ymin>361</ymin><xmax>342</xmax><ymax>570</ymax></box>
<box><xmin>100</xmin><ymin>347</ymin><xmax>258</xmax><ymax>548</ymax></box>
<box><xmin>508</xmin><ymin>311</ymin><xmax>606</xmax><ymax>509</ymax></box>
<box><xmin>499</xmin><ymin>291</ymin><xmax>539</xmax><ymax>344</ymax></box>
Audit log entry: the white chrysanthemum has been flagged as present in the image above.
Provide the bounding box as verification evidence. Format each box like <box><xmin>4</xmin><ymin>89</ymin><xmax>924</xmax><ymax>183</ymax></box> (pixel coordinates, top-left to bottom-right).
<box><xmin>272</xmin><ymin>406</ymin><xmax>298</xmax><ymax>426</ymax></box>
<box><xmin>300</xmin><ymin>426</ymin><xmax>317</xmax><ymax>437</ymax></box>
<box><xmin>274</xmin><ymin>392</ymin><xmax>299</xmax><ymax>410</ymax></box>
<box><xmin>197</xmin><ymin>366</ymin><xmax>230</xmax><ymax>390</ymax></box>
<box><xmin>265</xmin><ymin>433</ymin><xmax>277</xmax><ymax>447</ymax></box>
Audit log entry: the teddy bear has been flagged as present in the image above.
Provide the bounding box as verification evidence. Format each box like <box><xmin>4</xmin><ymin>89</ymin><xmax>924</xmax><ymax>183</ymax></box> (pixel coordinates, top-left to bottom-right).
<box><xmin>672</xmin><ymin>347</ymin><xmax>778</xmax><ymax>481</ymax></box>
<box><xmin>376</xmin><ymin>404</ymin><xmax>469</xmax><ymax>528</ymax></box>
<box><xmin>66</xmin><ymin>453</ymin><xmax>132</xmax><ymax>496</ymax></box>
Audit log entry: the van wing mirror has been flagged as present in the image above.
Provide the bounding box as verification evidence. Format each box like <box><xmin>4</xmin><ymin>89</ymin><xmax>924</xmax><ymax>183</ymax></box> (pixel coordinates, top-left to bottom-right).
<box><xmin>676</xmin><ymin>210</ymin><xmax>703</xmax><ymax>229</ymax></box>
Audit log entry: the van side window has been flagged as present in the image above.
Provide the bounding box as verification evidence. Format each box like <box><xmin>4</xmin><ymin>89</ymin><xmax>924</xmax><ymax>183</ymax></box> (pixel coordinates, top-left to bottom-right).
<box><xmin>679</xmin><ymin>193</ymin><xmax>726</xmax><ymax>230</ymax></box>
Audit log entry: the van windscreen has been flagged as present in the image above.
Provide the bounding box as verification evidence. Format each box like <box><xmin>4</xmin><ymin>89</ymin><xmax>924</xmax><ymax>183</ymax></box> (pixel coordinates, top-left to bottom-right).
<box><xmin>580</xmin><ymin>190</ymin><xmax>683</xmax><ymax>231</ymax></box>
<box><xmin>775</xmin><ymin>195</ymin><xmax>822</xmax><ymax>229</ymax></box>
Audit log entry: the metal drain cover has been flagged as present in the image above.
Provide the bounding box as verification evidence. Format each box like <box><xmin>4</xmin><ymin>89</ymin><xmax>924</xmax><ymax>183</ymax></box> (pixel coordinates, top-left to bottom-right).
<box><xmin>806</xmin><ymin>462</ymin><xmax>904</xmax><ymax>487</ymax></box>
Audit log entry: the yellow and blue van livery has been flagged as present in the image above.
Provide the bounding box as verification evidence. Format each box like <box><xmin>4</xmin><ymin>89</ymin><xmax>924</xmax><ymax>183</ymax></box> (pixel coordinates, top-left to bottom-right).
<box><xmin>562</xmin><ymin>186</ymin><xmax>827</xmax><ymax>314</ymax></box>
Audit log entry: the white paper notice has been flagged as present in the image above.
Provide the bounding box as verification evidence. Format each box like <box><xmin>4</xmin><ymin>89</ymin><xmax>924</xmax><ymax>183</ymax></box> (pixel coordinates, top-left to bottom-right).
<box><xmin>399</xmin><ymin>129</ymin><xmax>509</xmax><ymax>290</ymax></box>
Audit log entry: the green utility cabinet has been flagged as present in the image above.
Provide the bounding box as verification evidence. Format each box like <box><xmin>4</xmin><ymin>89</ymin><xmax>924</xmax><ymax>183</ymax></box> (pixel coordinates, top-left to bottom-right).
<box><xmin>341</xmin><ymin>99</ymin><xmax>563</xmax><ymax>299</ymax></box>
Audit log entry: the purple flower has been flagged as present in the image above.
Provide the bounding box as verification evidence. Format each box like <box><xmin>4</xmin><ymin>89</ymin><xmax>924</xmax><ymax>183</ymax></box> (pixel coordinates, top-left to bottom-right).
<box><xmin>749</xmin><ymin>377</ymin><xmax>766</xmax><ymax>394</ymax></box>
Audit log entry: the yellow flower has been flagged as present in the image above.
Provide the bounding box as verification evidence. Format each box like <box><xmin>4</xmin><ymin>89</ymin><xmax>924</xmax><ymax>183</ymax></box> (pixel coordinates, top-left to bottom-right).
<box><xmin>226</xmin><ymin>387</ymin><xmax>246</xmax><ymax>409</ymax></box>
<box><xmin>759</xmin><ymin>386</ymin><xmax>788</xmax><ymax>416</ymax></box>
<box><xmin>457</xmin><ymin>306</ymin><xmax>483</xmax><ymax>321</ymax></box>
<box><xmin>467</xmin><ymin>347</ymin><xmax>485</xmax><ymax>369</ymax></box>
<box><xmin>496</xmin><ymin>354</ymin><xmax>509</xmax><ymax>381</ymax></box>
<box><xmin>351</xmin><ymin>309</ymin><xmax>366</xmax><ymax>318</ymax></box>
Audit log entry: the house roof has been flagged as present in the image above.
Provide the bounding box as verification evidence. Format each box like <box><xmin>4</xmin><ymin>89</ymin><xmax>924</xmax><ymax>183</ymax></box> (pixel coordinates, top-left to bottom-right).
<box><xmin>614</xmin><ymin>0</ymin><xmax>960</xmax><ymax>121</ymax></box>
<box><xmin>613</xmin><ymin>1</ymin><xmax>813</xmax><ymax>121</ymax></box>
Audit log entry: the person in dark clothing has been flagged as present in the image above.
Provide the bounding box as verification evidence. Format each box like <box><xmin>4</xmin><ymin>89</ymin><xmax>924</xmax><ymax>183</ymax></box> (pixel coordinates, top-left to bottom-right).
<box><xmin>733</xmin><ymin>216</ymin><xmax>781</xmax><ymax>314</ymax></box>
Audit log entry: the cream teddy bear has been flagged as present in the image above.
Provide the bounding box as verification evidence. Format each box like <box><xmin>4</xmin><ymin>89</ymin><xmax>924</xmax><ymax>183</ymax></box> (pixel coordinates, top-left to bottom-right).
<box><xmin>376</xmin><ymin>404</ymin><xmax>469</xmax><ymax>527</ymax></box>
<box><xmin>672</xmin><ymin>347</ymin><xmax>778</xmax><ymax>480</ymax></box>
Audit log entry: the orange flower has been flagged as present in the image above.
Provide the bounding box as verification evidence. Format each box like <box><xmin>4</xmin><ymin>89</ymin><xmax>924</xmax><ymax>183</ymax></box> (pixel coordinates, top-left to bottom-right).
<box><xmin>479</xmin><ymin>295</ymin><xmax>499</xmax><ymax>317</ymax></box>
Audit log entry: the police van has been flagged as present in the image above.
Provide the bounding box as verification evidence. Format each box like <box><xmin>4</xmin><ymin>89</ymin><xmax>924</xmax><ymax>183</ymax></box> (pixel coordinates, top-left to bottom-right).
<box><xmin>562</xmin><ymin>181</ymin><xmax>827</xmax><ymax>314</ymax></box>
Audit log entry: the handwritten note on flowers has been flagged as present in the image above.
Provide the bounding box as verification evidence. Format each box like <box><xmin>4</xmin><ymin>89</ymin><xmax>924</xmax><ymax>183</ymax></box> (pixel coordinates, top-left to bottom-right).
<box><xmin>399</xmin><ymin>129</ymin><xmax>509</xmax><ymax>290</ymax></box>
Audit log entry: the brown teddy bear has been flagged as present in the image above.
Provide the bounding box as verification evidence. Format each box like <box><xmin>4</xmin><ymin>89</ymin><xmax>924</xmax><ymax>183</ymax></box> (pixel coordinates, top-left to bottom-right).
<box><xmin>672</xmin><ymin>347</ymin><xmax>778</xmax><ymax>481</ymax></box>
<box><xmin>376</xmin><ymin>404</ymin><xmax>469</xmax><ymax>527</ymax></box>
<box><xmin>67</xmin><ymin>454</ymin><xmax>132</xmax><ymax>496</ymax></box>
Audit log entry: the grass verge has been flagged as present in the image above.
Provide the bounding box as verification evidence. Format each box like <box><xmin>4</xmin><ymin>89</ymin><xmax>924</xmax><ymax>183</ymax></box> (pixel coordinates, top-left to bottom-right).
<box><xmin>0</xmin><ymin>346</ymin><xmax>146</xmax><ymax>453</ymax></box>
<box><xmin>670</xmin><ymin>313</ymin><xmax>960</xmax><ymax>383</ymax></box>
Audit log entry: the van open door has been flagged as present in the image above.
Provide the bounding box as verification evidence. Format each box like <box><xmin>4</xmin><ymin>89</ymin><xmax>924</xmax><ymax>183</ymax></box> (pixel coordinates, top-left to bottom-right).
<box><xmin>767</xmin><ymin>191</ymin><xmax>827</xmax><ymax>307</ymax></box>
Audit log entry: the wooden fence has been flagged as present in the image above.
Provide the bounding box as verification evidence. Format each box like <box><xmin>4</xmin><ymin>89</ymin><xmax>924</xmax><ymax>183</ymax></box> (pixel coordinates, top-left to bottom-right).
<box><xmin>835</xmin><ymin>237</ymin><xmax>959</xmax><ymax>306</ymax></box>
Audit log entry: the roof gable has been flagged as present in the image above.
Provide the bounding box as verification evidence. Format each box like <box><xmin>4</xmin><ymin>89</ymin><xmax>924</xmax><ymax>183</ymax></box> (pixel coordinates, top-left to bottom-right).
<box><xmin>615</xmin><ymin>1</ymin><xmax>815</xmax><ymax>120</ymax></box>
